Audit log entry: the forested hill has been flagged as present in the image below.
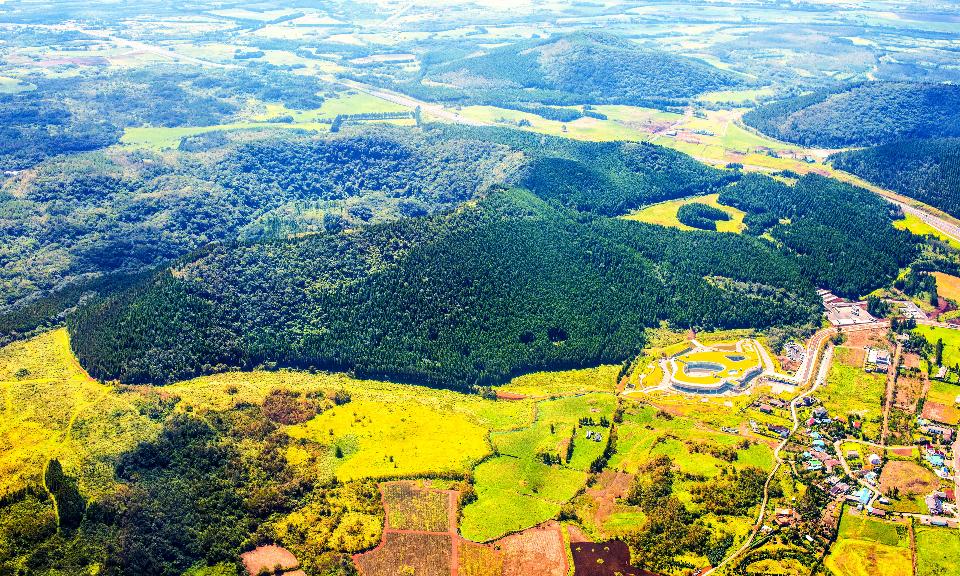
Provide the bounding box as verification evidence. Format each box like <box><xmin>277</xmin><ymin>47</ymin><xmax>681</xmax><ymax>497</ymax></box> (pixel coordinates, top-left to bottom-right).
<box><xmin>68</xmin><ymin>188</ymin><xmax>820</xmax><ymax>388</ymax></box>
<box><xmin>423</xmin><ymin>32</ymin><xmax>738</xmax><ymax>107</ymax></box>
<box><xmin>830</xmin><ymin>138</ymin><xmax>960</xmax><ymax>219</ymax></box>
<box><xmin>742</xmin><ymin>82</ymin><xmax>960</xmax><ymax>148</ymax></box>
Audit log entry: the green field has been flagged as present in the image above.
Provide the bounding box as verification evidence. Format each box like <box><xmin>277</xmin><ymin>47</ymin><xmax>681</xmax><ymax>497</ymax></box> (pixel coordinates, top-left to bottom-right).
<box><xmin>915</xmin><ymin>525</ymin><xmax>960</xmax><ymax>576</ymax></box>
<box><xmin>818</xmin><ymin>348</ymin><xmax>886</xmax><ymax>440</ymax></box>
<box><xmin>915</xmin><ymin>325</ymin><xmax>960</xmax><ymax>369</ymax></box>
<box><xmin>825</xmin><ymin>510</ymin><xmax>912</xmax><ymax>576</ymax></box>
<box><xmin>459</xmin><ymin>393</ymin><xmax>615</xmax><ymax>541</ymax></box>
<box><xmin>457</xmin><ymin>105</ymin><xmax>653</xmax><ymax>142</ymax></box>
<box><xmin>495</xmin><ymin>365</ymin><xmax>619</xmax><ymax>398</ymax></box>
<box><xmin>696</xmin><ymin>87</ymin><xmax>776</xmax><ymax>104</ymax></box>
<box><xmin>623</xmin><ymin>193</ymin><xmax>747</xmax><ymax>233</ymax></box>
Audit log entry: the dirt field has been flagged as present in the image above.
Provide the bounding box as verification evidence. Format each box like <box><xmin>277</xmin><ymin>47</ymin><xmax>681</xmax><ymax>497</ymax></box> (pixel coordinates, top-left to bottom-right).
<box><xmin>842</xmin><ymin>329</ymin><xmax>888</xmax><ymax>349</ymax></box>
<box><xmin>459</xmin><ymin>540</ymin><xmax>504</xmax><ymax>576</ymax></box>
<box><xmin>894</xmin><ymin>375</ymin><xmax>925</xmax><ymax>411</ymax></box>
<box><xmin>837</xmin><ymin>346</ymin><xmax>867</xmax><ymax>368</ymax></box>
<box><xmin>879</xmin><ymin>461</ymin><xmax>940</xmax><ymax>496</ymax></box>
<box><xmin>382</xmin><ymin>481</ymin><xmax>452</xmax><ymax>532</ymax></box>
<box><xmin>571</xmin><ymin>540</ymin><xmax>657</xmax><ymax>576</ymax></box>
<box><xmin>356</xmin><ymin>532</ymin><xmax>452</xmax><ymax>576</ymax></box>
<box><xmin>902</xmin><ymin>353</ymin><xmax>922</xmax><ymax>370</ymax></box>
<box><xmin>582</xmin><ymin>470</ymin><xmax>634</xmax><ymax>534</ymax></box>
<box><xmin>921</xmin><ymin>401</ymin><xmax>960</xmax><ymax>425</ymax></box>
<box><xmin>241</xmin><ymin>545</ymin><xmax>300</xmax><ymax>575</ymax></box>
<box><xmin>493</xmin><ymin>522</ymin><xmax>568</xmax><ymax>576</ymax></box>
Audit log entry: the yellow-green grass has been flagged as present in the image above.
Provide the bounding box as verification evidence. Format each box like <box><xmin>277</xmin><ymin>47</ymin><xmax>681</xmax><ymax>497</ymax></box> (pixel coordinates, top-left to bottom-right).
<box><xmin>915</xmin><ymin>525</ymin><xmax>960</xmax><ymax>576</ymax></box>
<box><xmin>915</xmin><ymin>325</ymin><xmax>960</xmax><ymax>369</ymax></box>
<box><xmin>456</xmin><ymin>105</ymin><xmax>653</xmax><ymax>142</ymax></box>
<box><xmin>460</xmin><ymin>394</ymin><xmax>615</xmax><ymax>541</ymax></box>
<box><xmin>609</xmin><ymin>404</ymin><xmax>773</xmax><ymax>478</ymax></box>
<box><xmin>251</xmin><ymin>91</ymin><xmax>410</xmax><ymax>122</ymax></box>
<box><xmin>287</xmin><ymin>399</ymin><xmax>490</xmax><ymax>480</ymax></box>
<box><xmin>825</xmin><ymin>510</ymin><xmax>911</xmax><ymax>576</ymax></box>
<box><xmin>0</xmin><ymin>76</ymin><xmax>33</xmax><ymax>93</ymax></box>
<box><xmin>895</xmin><ymin>213</ymin><xmax>960</xmax><ymax>249</ymax></box>
<box><xmin>495</xmin><ymin>365</ymin><xmax>619</xmax><ymax>398</ymax></box>
<box><xmin>0</xmin><ymin>330</ymin><xmax>160</xmax><ymax>498</ymax></box>
<box><xmin>925</xmin><ymin>380</ymin><xmax>960</xmax><ymax>424</ymax></box>
<box><xmin>623</xmin><ymin>193</ymin><xmax>746</xmax><ymax>233</ymax></box>
<box><xmin>818</xmin><ymin>348</ymin><xmax>886</xmax><ymax>441</ymax></box>
<box><xmin>933</xmin><ymin>272</ymin><xmax>960</xmax><ymax>303</ymax></box>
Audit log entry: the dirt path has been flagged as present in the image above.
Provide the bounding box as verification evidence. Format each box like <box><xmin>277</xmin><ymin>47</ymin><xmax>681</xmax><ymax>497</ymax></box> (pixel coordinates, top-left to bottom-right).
<box><xmin>881</xmin><ymin>342</ymin><xmax>903</xmax><ymax>445</ymax></box>
<box><xmin>909</xmin><ymin>519</ymin><xmax>918</xmax><ymax>576</ymax></box>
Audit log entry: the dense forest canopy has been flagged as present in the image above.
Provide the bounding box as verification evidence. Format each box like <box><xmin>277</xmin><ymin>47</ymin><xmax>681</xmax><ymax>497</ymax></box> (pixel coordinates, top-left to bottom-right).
<box><xmin>742</xmin><ymin>82</ymin><xmax>960</xmax><ymax>148</ymax></box>
<box><xmin>67</xmin><ymin>187</ymin><xmax>821</xmax><ymax>388</ymax></box>
<box><xmin>830</xmin><ymin>138</ymin><xmax>960</xmax><ymax>220</ymax></box>
<box><xmin>0</xmin><ymin>128</ymin><xmax>519</xmax><ymax>323</ymax></box>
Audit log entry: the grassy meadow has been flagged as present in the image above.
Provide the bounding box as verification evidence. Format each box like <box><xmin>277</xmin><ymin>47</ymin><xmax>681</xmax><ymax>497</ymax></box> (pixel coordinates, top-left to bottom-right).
<box><xmin>623</xmin><ymin>193</ymin><xmax>747</xmax><ymax>233</ymax></box>
<box><xmin>818</xmin><ymin>347</ymin><xmax>886</xmax><ymax>440</ymax></box>
<box><xmin>824</xmin><ymin>510</ymin><xmax>912</xmax><ymax>576</ymax></box>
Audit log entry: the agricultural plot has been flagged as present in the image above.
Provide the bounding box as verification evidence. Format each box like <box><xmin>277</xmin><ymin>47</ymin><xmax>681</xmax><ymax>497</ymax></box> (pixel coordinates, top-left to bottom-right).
<box><xmin>819</xmin><ymin>347</ymin><xmax>887</xmax><ymax>440</ymax></box>
<box><xmin>915</xmin><ymin>325</ymin><xmax>960</xmax><ymax>369</ymax></box>
<box><xmin>932</xmin><ymin>272</ymin><xmax>960</xmax><ymax>304</ymax></box>
<box><xmin>878</xmin><ymin>461</ymin><xmax>940</xmax><ymax>514</ymax></box>
<box><xmin>460</xmin><ymin>394</ymin><xmax>614</xmax><ymax>542</ymax></box>
<box><xmin>494</xmin><ymin>523</ymin><xmax>568</xmax><ymax>576</ymax></box>
<box><xmin>354</xmin><ymin>532</ymin><xmax>452</xmax><ymax>576</ymax></box>
<box><xmin>623</xmin><ymin>193</ymin><xmax>746</xmax><ymax>233</ymax></box>
<box><xmin>915</xmin><ymin>525</ymin><xmax>960</xmax><ymax>576</ymax></box>
<box><xmin>570</xmin><ymin>539</ymin><xmax>644</xmax><ymax>576</ymax></box>
<box><xmin>287</xmin><ymin>399</ymin><xmax>490</xmax><ymax>480</ymax></box>
<box><xmin>825</xmin><ymin>510</ymin><xmax>912</xmax><ymax>576</ymax></box>
<box><xmin>923</xmin><ymin>380</ymin><xmax>960</xmax><ymax>425</ymax></box>
<box><xmin>381</xmin><ymin>481</ymin><xmax>451</xmax><ymax>532</ymax></box>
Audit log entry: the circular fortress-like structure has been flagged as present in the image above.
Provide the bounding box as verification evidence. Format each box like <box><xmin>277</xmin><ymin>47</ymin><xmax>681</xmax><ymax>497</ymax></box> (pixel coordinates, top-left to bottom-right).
<box><xmin>667</xmin><ymin>342</ymin><xmax>763</xmax><ymax>394</ymax></box>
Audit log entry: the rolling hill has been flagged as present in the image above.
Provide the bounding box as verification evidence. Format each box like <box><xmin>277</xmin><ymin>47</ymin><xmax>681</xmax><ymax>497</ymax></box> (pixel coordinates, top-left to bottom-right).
<box><xmin>67</xmin><ymin>187</ymin><xmax>820</xmax><ymax>389</ymax></box>
<box><xmin>743</xmin><ymin>82</ymin><xmax>960</xmax><ymax>148</ymax></box>
<box><xmin>831</xmin><ymin>138</ymin><xmax>960</xmax><ymax>219</ymax></box>
<box><xmin>423</xmin><ymin>32</ymin><xmax>738</xmax><ymax>107</ymax></box>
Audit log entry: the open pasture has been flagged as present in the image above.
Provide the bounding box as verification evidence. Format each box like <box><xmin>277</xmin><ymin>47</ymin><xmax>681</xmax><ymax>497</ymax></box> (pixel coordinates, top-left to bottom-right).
<box><xmin>623</xmin><ymin>193</ymin><xmax>746</xmax><ymax>233</ymax></box>
<box><xmin>933</xmin><ymin>272</ymin><xmax>960</xmax><ymax>303</ymax></box>
<box><xmin>287</xmin><ymin>398</ymin><xmax>490</xmax><ymax>481</ymax></box>
<box><xmin>819</xmin><ymin>347</ymin><xmax>886</xmax><ymax>440</ymax></box>
<box><xmin>0</xmin><ymin>329</ymin><xmax>159</xmax><ymax>498</ymax></box>
<box><xmin>896</xmin><ymin>213</ymin><xmax>960</xmax><ymax>249</ymax></box>
<box><xmin>495</xmin><ymin>365</ymin><xmax>619</xmax><ymax>398</ymax></box>
<box><xmin>825</xmin><ymin>510</ymin><xmax>911</xmax><ymax>576</ymax></box>
<box><xmin>923</xmin><ymin>380</ymin><xmax>960</xmax><ymax>424</ymax></box>
<box><xmin>916</xmin><ymin>525</ymin><xmax>960</xmax><ymax>576</ymax></box>
<box><xmin>916</xmin><ymin>325</ymin><xmax>960</xmax><ymax>371</ymax></box>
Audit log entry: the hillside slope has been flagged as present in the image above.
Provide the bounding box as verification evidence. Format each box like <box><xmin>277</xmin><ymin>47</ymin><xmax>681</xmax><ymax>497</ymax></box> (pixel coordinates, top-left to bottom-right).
<box><xmin>831</xmin><ymin>138</ymin><xmax>960</xmax><ymax>219</ymax></box>
<box><xmin>742</xmin><ymin>82</ymin><xmax>960</xmax><ymax>148</ymax></box>
<box><xmin>68</xmin><ymin>188</ymin><xmax>819</xmax><ymax>388</ymax></box>
<box><xmin>424</xmin><ymin>32</ymin><xmax>738</xmax><ymax>106</ymax></box>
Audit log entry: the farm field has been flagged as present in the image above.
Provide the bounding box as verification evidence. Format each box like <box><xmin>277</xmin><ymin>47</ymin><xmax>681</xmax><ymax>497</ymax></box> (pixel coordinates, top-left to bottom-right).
<box><xmin>623</xmin><ymin>193</ymin><xmax>747</xmax><ymax>233</ymax></box>
<box><xmin>933</xmin><ymin>272</ymin><xmax>960</xmax><ymax>303</ymax></box>
<box><xmin>879</xmin><ymin>461</ymin><xmax>940</xmax><ymax>514</ymax></box>
<box><xmin>824</xmin><ymin>510</ymin><xmax>912</xmax><ymax>576</ymax></box>
<box><xmin>922</xmin><ymin>380</ymin><xmax>960</xmax><ymax>425</ymax></box>
<box><xmin>915</xmin><ymin>526</ymin><xmax>960</xmax><ymax>576</ymax></box>
<box><xmin>460</xmin><ymin>394</ymin><xmax>614</xmax><ymax>542</ymax></box>
<box><xmin>915</xmin><ymin>325</ymin><xmax>960</xmax><ymax>369</ymax></box>
<box><xmin>818</xmin><ymin>347</ymin><xmax>887</xmax><ymax>441</ymax></box>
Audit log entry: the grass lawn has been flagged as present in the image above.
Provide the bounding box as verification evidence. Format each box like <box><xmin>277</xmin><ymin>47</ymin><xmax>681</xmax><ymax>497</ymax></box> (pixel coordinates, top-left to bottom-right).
<box><xmin>623</xmin><ymin>193</ymin><xmax>746</xmax><ymax>233</ymax></box>
<box><xmin>819</xmin><ymin>348</ymin><xmax>886</xmax><ymax>441</ymax></box>
<box><xmin>287</xmin><ymin>398</ymin><xmax>490</xmax><ymax>480</ymax></box>
<box><xmin>825</xmin><ymin>510</ymin><xmax>911</xmax><ymax>576</ymax></box>
<box><xmin>915</xmin><ymin>325</ymin><xmax>960</xmax><ymax>369</ymax></box>
<box><xmin>915</xmin><ymin>525</ymin><xmax>960</xmax><ymax>576</ymax></box>
<box><xmin>895</xmin><ymin>214</ymin><xmax>960</xmax><ymax>249</ymax></box>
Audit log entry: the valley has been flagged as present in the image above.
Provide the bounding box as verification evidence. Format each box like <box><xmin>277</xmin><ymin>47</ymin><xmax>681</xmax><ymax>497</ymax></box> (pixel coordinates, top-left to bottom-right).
<box><xmin>2</xmin><ymin>1</ymin><xmax>960</xmax><ymax>576</ymax></box>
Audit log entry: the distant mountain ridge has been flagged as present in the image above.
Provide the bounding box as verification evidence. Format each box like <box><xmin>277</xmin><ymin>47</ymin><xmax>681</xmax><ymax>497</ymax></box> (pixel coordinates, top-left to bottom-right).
<box><xmin>423</xmin><ymin>31</ymin><xmax>738</xmax><ymax>106</ymax></box>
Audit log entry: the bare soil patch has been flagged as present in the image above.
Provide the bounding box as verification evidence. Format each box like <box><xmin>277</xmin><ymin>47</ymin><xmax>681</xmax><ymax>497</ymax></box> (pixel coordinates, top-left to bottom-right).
<box><xmin>584</xmin><ymin>470</ymin><xmax>634</xmax><ymax>534</ymax></box>
<box><xmin>355</xmin><ymin>532</ymin><xmax>452</xmax><ymax>576</ymax></box>
<box><xmin>493</xmin><ymin>522</ymin><xmax>567</xmax><ymax>576</ymax></box>
<box><xmin>571</xmin><ymin>540</ymin><xmax>659</xmax><ymax>576</ymax></box>
<box><xmin>879</xmin><ymin>460</ymin><xmax>939</xmax><ymax>496</ymax></box>
<box><xmin>894</xmin><ymin>375</ymin><xmax>925</xmax><ymax>411</ymax></box>
<box><xmin>922</xmin><ymin>401</ymin><xmax>959</xmax><ymax>424</ymax></box>
<box><xmin>837</xmin><ymin>346</ymin><xmax>866</xmax><ymax>367</ymax></box>
<box><xmin>843</xmin><ymin>329</ymin><xmax>886</xmax><ymax>349</ymax></box>
<box><xmin>241</xmin><ymin>545</ymin><xmax>300</xmax><ymax>576</ymax></box>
